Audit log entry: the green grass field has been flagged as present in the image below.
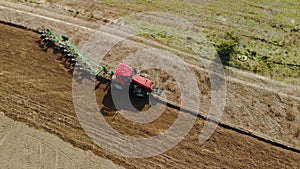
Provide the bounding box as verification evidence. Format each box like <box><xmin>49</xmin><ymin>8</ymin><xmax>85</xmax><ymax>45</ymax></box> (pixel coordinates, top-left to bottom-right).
<box><xmin>104</xmin><ymin>0</ymin><xmax>300</xmax><ymax>85</ymax></box>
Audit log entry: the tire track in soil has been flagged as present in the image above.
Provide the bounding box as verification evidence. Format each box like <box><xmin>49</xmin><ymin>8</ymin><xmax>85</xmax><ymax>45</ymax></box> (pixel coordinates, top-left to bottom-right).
<box><xmin>0</xmin><ymin>18</ymin><xmax>300</xmax><ymax>168</ymax></box>
<box><xmin>0</xmin><ymin>115</ymin><xmax>114</xmax><ymax>169</ymax></box>
<box><xmin>24</xmin><ymin>135</ymin><xmax>78</xmax><ymax>169</ymax></box>
<box><xmin>0</xmin><ymin>112</ymin><xmax>17</xmax><ymax>168</ymax></box>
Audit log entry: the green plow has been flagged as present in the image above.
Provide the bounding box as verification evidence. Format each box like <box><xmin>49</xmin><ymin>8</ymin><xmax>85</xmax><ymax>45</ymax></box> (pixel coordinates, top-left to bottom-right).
<box><xmin>38</xmin><ymin>29</ymin><xmax>110</xmax><ymax>77</ymax></box>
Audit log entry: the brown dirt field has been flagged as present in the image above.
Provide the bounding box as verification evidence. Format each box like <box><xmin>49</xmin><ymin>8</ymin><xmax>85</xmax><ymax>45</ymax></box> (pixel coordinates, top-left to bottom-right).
<box><xmin>1</xmin><ymin>22</ymin><xmax>300</xmax><ymax>168</ymax></box>
<box><xmin>1</xmin><ymin>0</ymin><xmax>298</xmax><ymax>149</ymax></box>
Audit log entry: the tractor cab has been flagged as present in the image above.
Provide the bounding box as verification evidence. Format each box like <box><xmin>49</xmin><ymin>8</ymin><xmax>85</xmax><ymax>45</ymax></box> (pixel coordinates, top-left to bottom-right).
<box><xmin>111</xmin><ymin>63</ymin><xmax>154</xmax><ymax>97</ymax></box>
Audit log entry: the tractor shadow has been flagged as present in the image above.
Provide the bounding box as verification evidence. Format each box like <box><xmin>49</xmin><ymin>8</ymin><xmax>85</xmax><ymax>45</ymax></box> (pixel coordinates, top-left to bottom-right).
<box><xmin>100</xmin><ymin>88</ymin><xmax>150</xmax><ymax>116</ymax></box>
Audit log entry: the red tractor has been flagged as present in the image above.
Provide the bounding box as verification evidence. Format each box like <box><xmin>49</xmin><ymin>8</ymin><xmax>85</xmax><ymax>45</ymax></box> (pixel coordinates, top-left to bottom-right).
<box><xmin>111</xmin><ymin>63</ymin><xmax>162</xmax><ymax>97</ymax></box>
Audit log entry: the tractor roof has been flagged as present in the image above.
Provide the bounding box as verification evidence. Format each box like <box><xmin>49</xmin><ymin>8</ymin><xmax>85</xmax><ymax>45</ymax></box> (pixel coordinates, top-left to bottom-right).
<box><xmin>132</xmin><ymin>75</ymin><xmax>153</xmax><ymax>91</ymax></box>
<box><xmin>115</xmin><ymin>63</ymin><xmax>133</xmax><ymax>77</ymax></box>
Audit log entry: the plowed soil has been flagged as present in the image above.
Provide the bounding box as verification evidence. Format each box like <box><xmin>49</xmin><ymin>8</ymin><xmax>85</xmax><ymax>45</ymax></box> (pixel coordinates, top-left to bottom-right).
<box><xmin>1</xmin><ymin>23</ymin><xmax>300</xmax><ymax>168</ymax></box>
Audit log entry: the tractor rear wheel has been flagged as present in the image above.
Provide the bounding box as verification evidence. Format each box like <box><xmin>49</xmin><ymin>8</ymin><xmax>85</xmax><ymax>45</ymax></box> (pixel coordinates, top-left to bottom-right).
<box><xmin>133</xmin><ymin>88</ymin><xmax>148</xmax><ymax>97</ymax></box>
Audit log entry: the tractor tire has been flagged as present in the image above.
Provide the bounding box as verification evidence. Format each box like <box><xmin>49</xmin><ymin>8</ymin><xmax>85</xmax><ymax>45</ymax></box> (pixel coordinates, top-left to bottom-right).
<box><xmin>133</xmin><ymin>88</ymin><xmax>147</xmax><ymax>97</ymax></box>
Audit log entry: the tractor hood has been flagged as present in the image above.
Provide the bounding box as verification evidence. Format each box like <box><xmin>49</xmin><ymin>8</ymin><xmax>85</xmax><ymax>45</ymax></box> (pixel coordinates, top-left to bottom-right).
<box><xmin>132</xmin><ymin>75</ymin><xmax>153</xmax><ymax>91</ymax></box>
<box><xmin>115</xmin><ymin>63</ymin><xmax>133</xmax><ymax>77</ymax></box>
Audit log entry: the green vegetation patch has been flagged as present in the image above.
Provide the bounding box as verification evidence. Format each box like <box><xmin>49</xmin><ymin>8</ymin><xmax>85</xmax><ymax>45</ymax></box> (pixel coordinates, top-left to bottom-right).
<box><xmin>104</xmin><ymin>0</ymin><xmax>300</xmax><ymax>85</ymax></box>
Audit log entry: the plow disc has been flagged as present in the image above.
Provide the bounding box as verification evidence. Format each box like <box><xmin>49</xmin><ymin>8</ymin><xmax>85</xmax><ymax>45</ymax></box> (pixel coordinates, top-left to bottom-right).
<box><xmin>38</xmin><ymin>29</ymin><xmax>110</xmax><ymax>77</ymax></box>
